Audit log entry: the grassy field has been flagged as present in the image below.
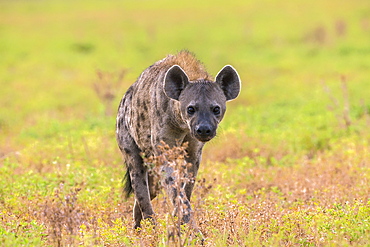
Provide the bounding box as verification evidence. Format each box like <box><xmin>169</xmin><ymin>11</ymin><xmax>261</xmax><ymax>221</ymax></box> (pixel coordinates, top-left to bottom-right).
<box><xmin>1</xmin><ymin>0</ymin><xmax>369</xmax><ymax>246</ymax></box>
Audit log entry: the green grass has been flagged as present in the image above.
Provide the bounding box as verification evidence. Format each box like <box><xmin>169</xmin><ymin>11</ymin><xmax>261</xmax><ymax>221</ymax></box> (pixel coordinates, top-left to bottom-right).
<box><xmin>0</xmin><ymin>0</ymin><xmax>369</xmax><ymax>246</ymax></box>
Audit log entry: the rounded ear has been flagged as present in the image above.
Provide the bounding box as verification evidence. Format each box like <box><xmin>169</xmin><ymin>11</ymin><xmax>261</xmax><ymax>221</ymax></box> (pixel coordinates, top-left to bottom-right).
<box><xmin>215</xmin><ymin>65</ymin><xmax>241</xmax><ymax>101</ymax></box>
<box><xmin>163</xmin><ymin>65</ymin><xmax>190</xmax><ymax>101</ymax></box>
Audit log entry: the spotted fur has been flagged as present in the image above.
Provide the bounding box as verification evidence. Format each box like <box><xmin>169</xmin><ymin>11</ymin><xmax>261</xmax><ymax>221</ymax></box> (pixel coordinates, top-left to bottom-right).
<box><xmin>116</xmin><ymin>50</ymin><xmax>241</xmax><ymax>229</ymax></box>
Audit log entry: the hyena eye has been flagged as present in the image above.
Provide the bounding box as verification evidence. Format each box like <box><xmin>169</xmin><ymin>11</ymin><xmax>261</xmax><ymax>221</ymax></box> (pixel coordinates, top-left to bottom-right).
<box><xmin>187</xmin><ymin>106</ymin><xmax>195</xmax><ymax>115</ymax></box>
<box><xmin>213</xmin><ymin>106</ymin><xmax>221</xmax><ymax>115</ymax></box>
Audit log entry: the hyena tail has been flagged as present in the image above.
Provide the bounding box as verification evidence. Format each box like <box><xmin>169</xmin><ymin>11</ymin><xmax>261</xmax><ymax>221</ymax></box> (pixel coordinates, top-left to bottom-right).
<box><xmin>123</xmin><ymin>169</ymin><xmax>133</xmax><ymax>198</ymax></box>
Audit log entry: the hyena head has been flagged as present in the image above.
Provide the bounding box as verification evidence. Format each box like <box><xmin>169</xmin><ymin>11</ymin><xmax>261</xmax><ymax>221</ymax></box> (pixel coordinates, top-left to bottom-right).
<box><xmin>164</xmin><ymin>65</ymin><xmax>241</xmax><ymax>142</ymax></box>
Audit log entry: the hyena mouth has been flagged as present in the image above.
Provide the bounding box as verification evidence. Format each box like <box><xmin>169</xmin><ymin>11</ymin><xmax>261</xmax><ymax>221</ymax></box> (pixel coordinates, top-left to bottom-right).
<box><xmin>196</xmin><ymin>136</ymin><xmax>213</xmax><ymax>143</ymax></box>
<box><xmin>193</xmin><ymin>130</ymin><xmax>215</xmax><ymax>143</ymax></box>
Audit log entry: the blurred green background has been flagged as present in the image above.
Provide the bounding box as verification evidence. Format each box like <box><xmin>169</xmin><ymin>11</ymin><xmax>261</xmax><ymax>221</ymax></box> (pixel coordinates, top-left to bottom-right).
<box><xmin>1</xmin><ymin>0</ymin><xmax>369</xmax><ymax>151</ymax></box>
<box><xmin>1</xmin><ymin>0</ymin><xmax>369</xmax><ymax>156</ymax></box>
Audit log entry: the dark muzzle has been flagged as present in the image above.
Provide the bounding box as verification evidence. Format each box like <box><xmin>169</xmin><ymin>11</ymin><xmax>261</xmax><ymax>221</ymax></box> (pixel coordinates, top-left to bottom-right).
<box><xmin>194</xmin><ymin>123</ymin><xmax>215</xmax><ymax>142</ymax></box>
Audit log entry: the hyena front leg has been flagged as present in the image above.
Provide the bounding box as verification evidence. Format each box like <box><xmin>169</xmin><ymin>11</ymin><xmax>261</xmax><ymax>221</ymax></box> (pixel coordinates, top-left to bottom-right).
<box><xmin>118</xmin><ymin>132</ymin><xmax>155</xmax><ymax>229</ymax></box>
<box><xmin>129</xmin><ymin>154</ymin><xmax>155</xmax><ymax>228</ymax></box>
<box><xmin>183</xmin><ymin>136</ymin><xmax>204</xmax><ymax>201</ymax></box>
<box><xmin>160</xmin><ymin>164</ymin><xmax>192</xmax><ymax>224</ymax></box>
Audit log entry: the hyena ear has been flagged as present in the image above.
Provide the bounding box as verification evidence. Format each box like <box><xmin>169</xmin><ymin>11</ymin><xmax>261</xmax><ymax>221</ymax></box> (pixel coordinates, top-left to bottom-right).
<box><xmin>164</xmin><ymin>65</ymin><xmax>190</xmax><ymax>101</ymax></box>
<box><xmin>215</xmin><ymin>65</ymin><xmax>241</xmax><ymax>101</ymax></box>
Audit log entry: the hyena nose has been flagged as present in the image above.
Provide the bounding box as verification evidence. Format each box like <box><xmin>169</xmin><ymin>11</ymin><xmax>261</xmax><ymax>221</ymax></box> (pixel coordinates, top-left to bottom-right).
<box><xmin>196</xmin><ymin>124</ymin><xmax>212</xmax><ymax>136</ymax></box>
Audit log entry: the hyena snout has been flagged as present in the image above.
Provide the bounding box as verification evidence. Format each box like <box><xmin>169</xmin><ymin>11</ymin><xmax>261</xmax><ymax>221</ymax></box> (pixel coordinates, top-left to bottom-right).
<box><xmin>194</xmin><ymin>122</ymin><xmax>216</xmax><ymax>142</ymax></box>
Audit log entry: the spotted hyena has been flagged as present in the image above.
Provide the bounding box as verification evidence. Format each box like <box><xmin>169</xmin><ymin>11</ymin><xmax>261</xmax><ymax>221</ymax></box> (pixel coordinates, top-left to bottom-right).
<box><xmin>116</xmin><ymin>51</ymin><xmax>241</xmax><ymax>229</ymax></box>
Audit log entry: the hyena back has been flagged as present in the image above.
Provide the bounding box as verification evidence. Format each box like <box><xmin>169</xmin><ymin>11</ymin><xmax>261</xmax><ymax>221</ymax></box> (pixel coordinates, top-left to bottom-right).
<box><xmin>116</xmin><ymin>51</ymin><xmax>241</xmax><ymax>229</ymax></box>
